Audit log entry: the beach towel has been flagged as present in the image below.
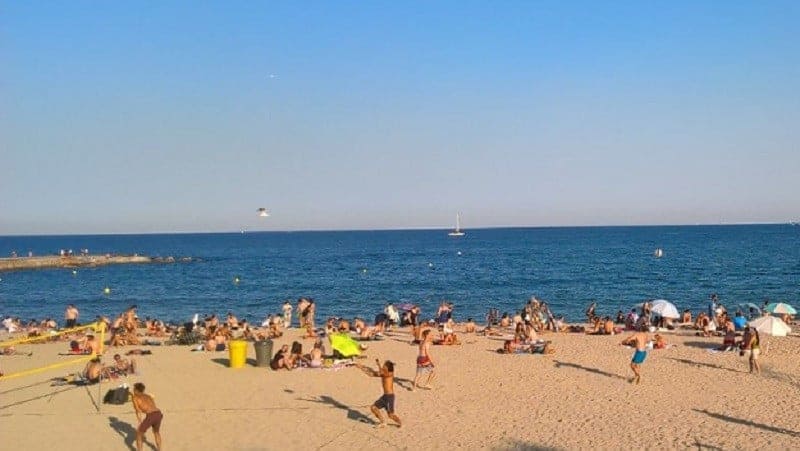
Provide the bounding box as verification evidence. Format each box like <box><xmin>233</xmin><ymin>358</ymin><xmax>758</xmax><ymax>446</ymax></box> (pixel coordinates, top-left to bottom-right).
<box><xmin>329</xmin><ymin>332</ymin><xmax>361</xmax><ymax>358</ymax></box>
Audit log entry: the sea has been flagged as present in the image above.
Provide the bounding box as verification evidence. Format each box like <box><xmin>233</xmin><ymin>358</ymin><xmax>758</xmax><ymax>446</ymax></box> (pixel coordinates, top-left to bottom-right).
<box><xmin>1</xmin><ymin>225</ymin><xmax>798</xmax><ymax>326</ymax></box>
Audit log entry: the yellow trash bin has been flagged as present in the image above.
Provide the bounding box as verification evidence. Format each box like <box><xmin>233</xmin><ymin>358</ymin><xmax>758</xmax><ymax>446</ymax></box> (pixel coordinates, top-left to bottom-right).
<box><xmin>228</xmin><ymin>340</ymin><xmax>247</xmax><ymax>368</ymax></box>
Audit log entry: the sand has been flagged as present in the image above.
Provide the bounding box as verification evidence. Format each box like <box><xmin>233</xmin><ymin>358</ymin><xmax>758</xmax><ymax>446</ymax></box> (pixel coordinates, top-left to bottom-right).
<box><xmin>2</xmin><ymin>327</ymin><xmax>799</xmax><ymax>450</ymax></box>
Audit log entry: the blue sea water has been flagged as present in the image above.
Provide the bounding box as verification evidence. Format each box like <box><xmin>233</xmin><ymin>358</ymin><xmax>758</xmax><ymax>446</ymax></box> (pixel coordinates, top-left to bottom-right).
<box><xmin>0</xmin><ymin>225</ymin><xmax>798</xmax><ymax>325</ymax></box>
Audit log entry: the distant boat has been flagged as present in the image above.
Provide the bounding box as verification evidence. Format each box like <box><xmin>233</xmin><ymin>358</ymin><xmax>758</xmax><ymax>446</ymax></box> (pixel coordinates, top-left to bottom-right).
<box><xmin>448</xmin><ymin>213</ymin><xmax>465</xmax><ymax>237</ymax></box>
<box><xmin>654</xmin><ymin>248</ymin><xmax>664</xmax><ymax>258</ymax></box>
<box><xmin>257</xmin><ymin>208</ymin><xmax>270</xmax><ymax>217</ymax></box>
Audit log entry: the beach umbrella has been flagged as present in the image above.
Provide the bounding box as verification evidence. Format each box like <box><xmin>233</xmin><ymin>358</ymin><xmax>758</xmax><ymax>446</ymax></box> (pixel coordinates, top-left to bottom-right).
<box><xmin>764</xmin><ymin>302</ymin><xmax>797</xmax><ymax>315</ymax></box>
<box><xmin>649</xmin><ymin>299</ymin><xmax>680</xmax><ymax>319</ymax></box>
<box><xmin>748</xmin><ymin>316</ymin><xmax>792</xmax><ymax>337</ymax></box>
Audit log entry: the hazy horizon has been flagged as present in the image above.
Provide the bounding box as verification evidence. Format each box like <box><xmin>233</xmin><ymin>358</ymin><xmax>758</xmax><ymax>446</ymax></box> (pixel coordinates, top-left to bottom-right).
<box><xmin>3</xmin><ymin>2</ymin><xmax>798</xmax><ymax>235</ymax></box>
<box><xmin>0</xmin><ymin>221</ymin><xmax>793</xmax><ymax>239</ymax></box>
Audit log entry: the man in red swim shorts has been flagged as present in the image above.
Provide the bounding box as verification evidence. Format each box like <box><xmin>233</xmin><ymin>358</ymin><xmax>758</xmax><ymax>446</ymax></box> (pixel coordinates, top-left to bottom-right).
<box><xmin>131</xmin><ymin>382</ymin><xmax>163</xmax><ymax>451</ymax></box>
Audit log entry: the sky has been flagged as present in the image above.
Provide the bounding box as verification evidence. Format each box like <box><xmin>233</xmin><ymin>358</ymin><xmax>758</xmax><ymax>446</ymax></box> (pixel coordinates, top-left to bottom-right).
<box><xmin>2</xmin><ymin>1</ymin><xmax>799</xmax><ymax>235</ymax></box>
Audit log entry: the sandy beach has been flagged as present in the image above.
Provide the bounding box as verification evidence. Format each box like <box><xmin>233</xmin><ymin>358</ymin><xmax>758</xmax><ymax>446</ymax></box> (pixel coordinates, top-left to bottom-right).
<box><xmin>2</xmin><ymin>326</ymin><xmax>799</xmax><ymax>451</ymax></box>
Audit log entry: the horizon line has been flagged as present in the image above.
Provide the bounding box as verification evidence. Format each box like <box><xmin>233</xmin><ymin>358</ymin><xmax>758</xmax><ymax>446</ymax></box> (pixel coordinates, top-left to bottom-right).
<box><xmin>0</xmin><ymin>221</ymin><xmax>791</xmax><ymax>238</ymax></box>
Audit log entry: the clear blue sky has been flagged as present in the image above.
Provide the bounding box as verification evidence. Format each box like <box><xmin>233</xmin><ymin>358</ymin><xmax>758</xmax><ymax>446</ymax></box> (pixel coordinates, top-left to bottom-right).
<box><xmin>2</xmin><ymin>1</ymin><xmax>798</xmax><ymax>234</ymax></box>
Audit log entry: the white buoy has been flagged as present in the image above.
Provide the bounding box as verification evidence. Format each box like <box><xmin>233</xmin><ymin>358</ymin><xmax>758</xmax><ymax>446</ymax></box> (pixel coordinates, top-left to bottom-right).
<box><xmin>654</xmin><ymin>248</ymin><xmax>664</xmax><ymax>258</ymax></box>
<box><xmin>428</xmin><ymin>262</ymin><xmax>434</xmax><ymax>268</ymax></box>
<box><xmin>457</xmin><ymin>251</ymin><xmax>462</xmax><ymax>256</ymax></box>
<box><xmin>103</xmin><ymin>287</ymin><xmax>111</xmax><ymax>295</ymax></box>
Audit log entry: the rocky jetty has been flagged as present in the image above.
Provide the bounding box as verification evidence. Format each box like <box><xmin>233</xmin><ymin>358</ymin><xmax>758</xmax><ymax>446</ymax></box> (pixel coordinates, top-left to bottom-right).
<box><xmin>0</xmin><ymin>255</ymin><xmax>193</xmax><ymax>272</ymax></box>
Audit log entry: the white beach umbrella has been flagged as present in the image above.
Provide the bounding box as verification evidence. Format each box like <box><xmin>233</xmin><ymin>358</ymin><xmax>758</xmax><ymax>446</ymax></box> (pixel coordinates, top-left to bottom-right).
<box><xmin>649</xmin><ymin>299</ymin><xmax>680</xmax><ymax>319</ymax></box>
<box><xmin>748</xmin><ymin>316</ymin><xmax>792</xmax><ymax>337</ymax></box>
<box><xmin>764</xmin><ymin>302</ymin><xmax>797</xmax><ymax>315</ymax></box>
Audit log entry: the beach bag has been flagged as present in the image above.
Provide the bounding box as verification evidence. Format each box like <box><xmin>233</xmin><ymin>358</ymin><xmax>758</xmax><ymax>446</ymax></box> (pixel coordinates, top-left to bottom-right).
<box><xmin>103</xmin><ymin>387</ymin><xmax>129</xmax><ymax>405</ymax></box>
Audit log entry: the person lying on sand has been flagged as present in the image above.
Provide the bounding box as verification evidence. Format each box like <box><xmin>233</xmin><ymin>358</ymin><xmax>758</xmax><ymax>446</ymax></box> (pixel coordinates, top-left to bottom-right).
<box><xmin>479</xmin><ymin>324</ymin><xmax>502</xmax><ymax>336</ymax></box>
<box><xmin>497</xmin><ymin>339</ymin><xmax>530</xmax><ymax>354</ymax></box>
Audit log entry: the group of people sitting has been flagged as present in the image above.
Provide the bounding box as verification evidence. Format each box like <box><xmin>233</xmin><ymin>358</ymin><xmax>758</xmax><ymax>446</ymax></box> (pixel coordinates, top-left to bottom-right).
<box><xmin>269</xmin><ymin>339</ymin><xmax>326</xmax><ymax>370</ymax></box>
<box><xmin>78</xmin><ymin>353</ymin><xmax>137</xmax><ymax>384</ymax></box>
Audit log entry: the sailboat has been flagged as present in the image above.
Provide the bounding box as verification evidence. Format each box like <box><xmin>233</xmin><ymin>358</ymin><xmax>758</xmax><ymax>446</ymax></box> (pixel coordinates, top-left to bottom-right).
<box><xmin>448</xmin><ymin>213</ymin><xmax>465</xmax><ymax>237</ymax></box>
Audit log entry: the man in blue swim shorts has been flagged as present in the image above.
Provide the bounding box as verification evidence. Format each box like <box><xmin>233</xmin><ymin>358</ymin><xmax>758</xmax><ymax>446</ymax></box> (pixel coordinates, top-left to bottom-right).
<box><xmin>620</xmin><ymin>324</ymin><xmax>651</xmax><ymax>385</ymax></box>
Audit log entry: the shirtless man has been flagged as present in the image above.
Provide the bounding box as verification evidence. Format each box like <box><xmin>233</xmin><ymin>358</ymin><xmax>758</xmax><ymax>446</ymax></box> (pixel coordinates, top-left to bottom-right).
<box><xmin>131</xmin><ymin>382</ymin><xmax>163</xmax><ymax>451</ymax></box>
<box><xmin>83</xmin><ymin>334</ymin><xmax>102</xmax><ymax>355</ymax></box>
<box><xmin>620</xmin><ymin>325</ymin><xmax>650</xmax><ymax>384</ymax></box>
<box><xmin>413</xmin><ymin>329</ymin><xmax>436</xmax><ymax>390</ymax></box>
<box><xmin>82</xmin><ymin>357</ymin><xmax>109</xmax><ymax>383</ymax></box>
<box><xmin>65</xmin><ymin>304</ymin><xmax>79</xmax><ymax>329</ymax></box>
<box><xmin>357</xmin><ymin>359</ymin><xmax>401</xmax><ymax>428</ymax></box>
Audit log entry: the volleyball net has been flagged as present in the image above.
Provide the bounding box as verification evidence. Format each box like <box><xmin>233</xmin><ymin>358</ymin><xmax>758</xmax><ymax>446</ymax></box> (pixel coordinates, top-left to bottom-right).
<box><xmin>0</xmin><ymin>321</ymin><xmax>106</xmax><ymax>381</ymax></box>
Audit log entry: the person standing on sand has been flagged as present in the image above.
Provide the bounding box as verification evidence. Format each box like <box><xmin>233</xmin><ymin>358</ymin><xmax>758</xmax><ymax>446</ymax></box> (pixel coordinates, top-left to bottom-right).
<box><xmin>131</xmin><ymin>382</ymin><xmax>163</xmax><ymax>451</ymax></box>
<box><xmin>357</xmin><ymin>359</ymin><xmax>402</xmax><ymax>428</ymax></box>
<box><xmin>282</xmin><ymin>301</ymin><xmax>293</xmax><ymax>328</ymax></box>
<box><xmin>413</xmin><ymin>329</ymin><xmax>436</xmax><ymax>389</ymax></box>
<box><xmin>741</xmin><ymin>325</ymin><xmax>761</xmax><ymax>374</ymax></box>
<box><xmin>620</xmin><ymin>325</ymin><xmax>650</xmax><ymax>384</ymax></box>
<box><xmin>65</xmin><ymin>304</ymin><xmax>79</xmax><ymax>329</ymax></box>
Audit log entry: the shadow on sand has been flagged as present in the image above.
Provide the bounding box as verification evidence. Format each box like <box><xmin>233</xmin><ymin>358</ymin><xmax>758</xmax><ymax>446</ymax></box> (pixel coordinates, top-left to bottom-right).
<box><xmin>552</xmin><ymin>360</ymin><xmax>627</xmax><ymax>381</ymax></box>
<box><xmin>394</xmin><ymin>377</ymin><xmax>414</xmax><ymax>391</ymax></box>
<box><xmin>491</xmin><ymin>439</ymin><xmax>563</xmax><ymax>450</ymax></box>
<box><xmin>300</xmin><ymin>395</ymin><xmax>375</xmax><ymax>424</ymax></box>
<box><xmin>666</xmin><ymin>357</ymin><xmax>740</xmax><ymax>374</ymax></box>
<box><xmin>681</xmin><ymin>341</ymin><xmax>726</xmax><ymax>350</ymax></box>
<box><xmin>692</xmin><ymin>409</ymin><xmax>800</xmax><ymax>437</ymax></box>
<box><xmin>108</xmin><ymin>416</ymin><xmax>139</xmax><ymax>451</ymax></box>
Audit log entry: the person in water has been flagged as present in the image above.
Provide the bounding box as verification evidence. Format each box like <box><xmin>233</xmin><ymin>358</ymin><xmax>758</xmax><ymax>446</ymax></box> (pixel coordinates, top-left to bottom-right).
<box><xmin>357</xmin><ymin>359</ymin><xmax>401</xmax><ymax>428</ymax></box>
<box><xmin>620</xmin><ymin>324</ymin><xmax>650</xmax><ymax>385</ymax></box>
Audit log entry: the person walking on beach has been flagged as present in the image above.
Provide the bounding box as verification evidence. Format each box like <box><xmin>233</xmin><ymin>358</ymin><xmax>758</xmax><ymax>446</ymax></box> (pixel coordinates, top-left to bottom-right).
<box><xmin>131</xmin><ymin>382</ymin><xmax>163</xmax><ymax>451</ymax></box>
<box><xmin>741</xmin><ymin>325</ymin><xmax>761</xmax><ymax>374</ymax></box>
<box><xmin>413</xmin><ymin>329</ymin><xmax>436</xmax><ymax>390</ymax></box>
<box><xmin>64</xmin><ymin>304</ymin><xmax>79</xmax><ymax>329</ymax></box>
<box><xmin>357</xmin><ymin>359</ymin><xmax>401</xmax><ymax>428</ymax></box>
<box><xmin>620</xmin><ymin>325</ymin><xmax>650</xmax><ymax>384</ymax></box>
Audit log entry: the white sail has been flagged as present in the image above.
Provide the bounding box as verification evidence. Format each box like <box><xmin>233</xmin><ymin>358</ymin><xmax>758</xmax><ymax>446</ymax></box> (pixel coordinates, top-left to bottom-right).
<box><xmin>448</xmin><ymin>213</ymin><xmax>465</xmax><ymax>237</ymax></box>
